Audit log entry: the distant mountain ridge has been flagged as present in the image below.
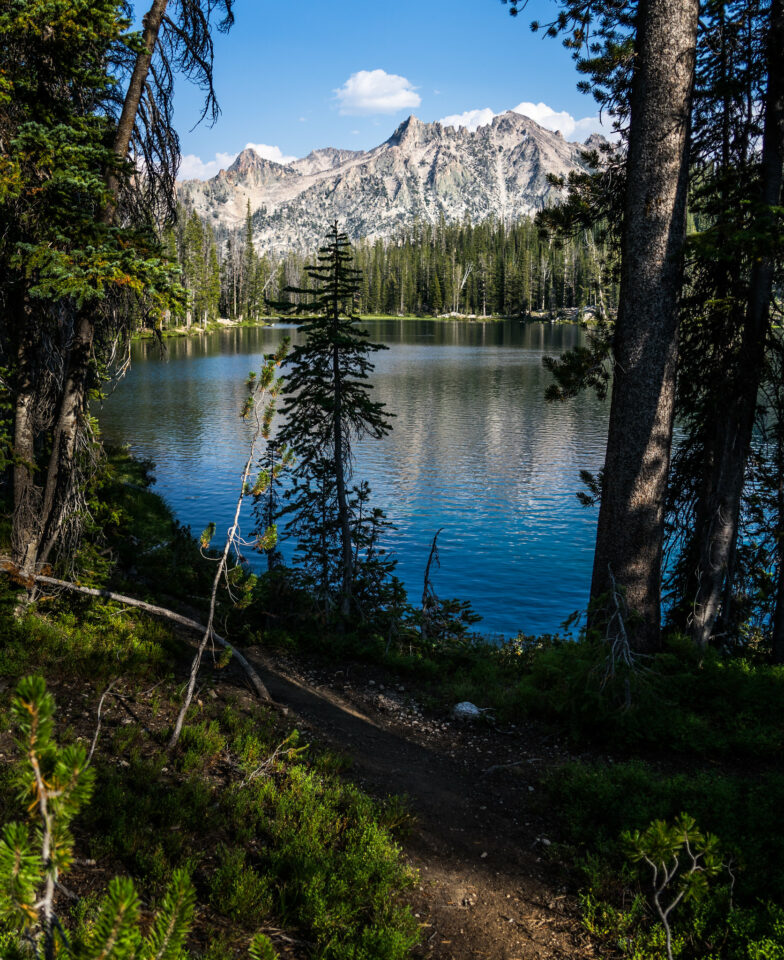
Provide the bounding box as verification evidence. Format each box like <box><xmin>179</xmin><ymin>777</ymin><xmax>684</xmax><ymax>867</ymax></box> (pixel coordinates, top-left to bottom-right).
<box><xmin>178</xmin><ymin>112</ymin><xmax>604</xmax><ymax>253</ymax></box>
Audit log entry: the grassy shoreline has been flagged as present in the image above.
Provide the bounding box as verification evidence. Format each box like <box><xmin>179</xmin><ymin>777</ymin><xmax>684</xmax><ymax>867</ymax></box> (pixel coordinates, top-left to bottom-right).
<box><xmin>133</xmin><ymin>310</ymin><xmax>588</xmax><ymax>341</ymax></box>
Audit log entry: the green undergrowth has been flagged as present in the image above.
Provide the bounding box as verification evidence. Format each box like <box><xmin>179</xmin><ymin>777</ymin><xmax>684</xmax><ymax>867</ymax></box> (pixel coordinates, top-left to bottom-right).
<box><xmin>0</xmin><ymin>662</ymin><xmax>418</xmax><ymax>958</ymax></box>
<box><xmin>540</xmin><ymin>760</ymin><xmax>784</xmax><ymax>958</ymax></box>
<box><xmin>510</xmin><ymin>632</ymin><xmax>784</xmax><ymax>757</ymax></box>
<box><xmin>78</xmin><ymin>704</ymin><xmax>418</xmax><ymax>959</ymax></box>
<box><xmin>0</xmin><ymin>452</ymin><xmax>418</xmax><ymax>959</ymax></box>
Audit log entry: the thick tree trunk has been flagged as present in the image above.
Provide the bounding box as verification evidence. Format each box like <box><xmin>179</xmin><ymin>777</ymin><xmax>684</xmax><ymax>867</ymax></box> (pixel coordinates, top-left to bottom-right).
<box><xmin>38</xmin><ymin>311</ymin><xmax>93</xmax><ymax>566</ymax></box>
<box><xmin>590</xmin><ymin>0</ymin><xmax>699</xmax><ymax>652</ymax></box>
<box><xmin>772</xmin><ymin>436</ymin><xmax>784</xmax><ymax>664</ymax></box>
<box><xmin>691</xmin><ymin>0</ymin><xmax>784</xmax><ymax>647</ymax></box>
<box><xmin>11</xmin><ymin>302</ymin><xmax>39</xmax><ymax>578</ymax></box>
<box><xmin>14</xmin><ymin>1</ymin><xmax>169</xmax><ymax>581</ymax></box>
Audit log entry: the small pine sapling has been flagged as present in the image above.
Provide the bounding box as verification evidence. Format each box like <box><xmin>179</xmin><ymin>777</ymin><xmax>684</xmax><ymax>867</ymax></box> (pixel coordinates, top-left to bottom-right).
<box><xmin>252</xmin><ymin>438</ymin><xmax>294</xmax><ymax>571</ymax></box>
<box><xmin>0</xmin><ymin>676</ymin><xmax>197</xmax><ymax>960</ymax></box>
<box><xmin>248</xmin><ymin>933</ymin><xmax>278</xmax><ymax>960</ymax></box>
<box><xmin>624</xmin><ymin>813</ymin><xmax>724</xmax><ymax>960</ymax></box>
<box><xmin>170</xmin><ymin>338</ymin><xmax>289</xmax><ymax>749</ymax></box>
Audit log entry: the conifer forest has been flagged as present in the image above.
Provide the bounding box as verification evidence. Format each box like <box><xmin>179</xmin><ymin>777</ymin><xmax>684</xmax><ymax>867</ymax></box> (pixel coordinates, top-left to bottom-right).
<box><xmin>0</xmin><ymin>1</ymin><xmax>783</xmax><ymax>959</ymax></box>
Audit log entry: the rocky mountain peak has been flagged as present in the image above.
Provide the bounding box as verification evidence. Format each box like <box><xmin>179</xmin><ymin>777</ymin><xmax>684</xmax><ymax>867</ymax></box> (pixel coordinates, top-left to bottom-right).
<box><xmin>387</xmin><ymin>114</ymin><xmax>430</xmax><ymax>146</ymax></box>
<box><xmin>583</xmin><ymin>132</ymin><xmax>608</xmax><ymax>150</ymax></box>
<box><xmin>290</xmin><ymin>147</ymin><xmax>364</xmax><ymax>176</ymax></box>
<box><xmin>179</xmin><ymin>112</ymin><xmax>602</xmax><ymax>253</ymax></box>
<box><xmin>228</xmin><ymin>147</ymin><xmax>286</xmax><ymax>175</ymax></box>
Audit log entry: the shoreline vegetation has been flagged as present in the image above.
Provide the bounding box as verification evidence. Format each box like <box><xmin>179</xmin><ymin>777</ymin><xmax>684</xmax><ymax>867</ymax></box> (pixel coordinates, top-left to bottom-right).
<box><xmin>133</xmin><ymin>307</ymin><xmax>600</xmax><ymax>340</ymax></box>
<box><xmin>3</xmin><ymin>447</ymin><xmax>783</xmax><ymax>959</ymax></box>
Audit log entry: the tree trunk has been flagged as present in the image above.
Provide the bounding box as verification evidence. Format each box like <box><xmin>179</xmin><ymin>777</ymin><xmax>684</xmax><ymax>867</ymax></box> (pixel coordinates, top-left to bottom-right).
<box><xmin>333</xmin><ymin>343</ymin><xmax>353</xmax><ymax>618</ymax></box>
<box><xmin>104</xmin><ymin>0</ymin><xmax>169</xmax><ymax>221</ymax></box>
<box><xmin>691</xmin><ymin>0</ymin><xmax>784</xmax><ymax>647</ymax></box>
<box><xmin>13</xmin><ymin>0</ymin><xmax>170</xmax><ymax>581</ymax></box>
<box><xmin>590</xmin><ymin>0</ymin><xmax>699</xmax><ymax>652</ymax></box>
<box><xmin>11</xmin><ymin>300</ymin><xmax>39</xmax><ymax>578</ymax></box>
<box><xmin>772</xmin><ymin>425</ymin><xmax>784</xmax><ymax>664</ymax></box>
<box><xmin>38</xmin><ymin>311</ymin><xmax>93</xmax><ymax>566</ymax></box>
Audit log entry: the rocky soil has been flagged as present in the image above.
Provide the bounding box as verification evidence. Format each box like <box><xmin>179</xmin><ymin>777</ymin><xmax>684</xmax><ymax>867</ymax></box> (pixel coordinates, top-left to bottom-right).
<box><xmin>247</xmin><ymin>648</ymin><xmax>597</xmax><ymax>960</ymax></box>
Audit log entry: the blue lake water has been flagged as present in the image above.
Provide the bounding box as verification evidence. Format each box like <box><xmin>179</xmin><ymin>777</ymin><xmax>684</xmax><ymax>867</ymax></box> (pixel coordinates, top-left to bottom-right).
<box><xmin>99</xmin><ymin>319</ymin><xmax>609</xmax><ymax>638</ymax></box>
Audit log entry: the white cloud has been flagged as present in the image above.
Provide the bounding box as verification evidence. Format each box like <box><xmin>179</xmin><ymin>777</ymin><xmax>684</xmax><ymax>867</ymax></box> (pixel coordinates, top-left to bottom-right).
<box><xmin>244</xmin><ymin>142</ymin><xmax>298</xmax><ymax>164</ymax></box>
<box><xmin>178</xmin><ymin>143</ymin><xmax>296</xmax><ymax>181</ymax></box>
<box><xmin>438</xmin><ymin>101</ymin><xmax>616</xmax><ymax>140</ymax></box>
<box><xmin>437</xmin><ymin>108</ymin><xmax>496</xmax><ymax>132</ymax></box>
<box><xmin>510</xmin><ymin>101</ymin><xmax>610</xmax><ymax>139</ymax></box>
<box><xmin>178</xmin><ymin>151</ymin><xmax>236</xmax><ymax>180</ymax></box>
<box><xmin>335</xmin><ymin>69</ymin><xmax>420</xmax><ymax>115</ymax></box>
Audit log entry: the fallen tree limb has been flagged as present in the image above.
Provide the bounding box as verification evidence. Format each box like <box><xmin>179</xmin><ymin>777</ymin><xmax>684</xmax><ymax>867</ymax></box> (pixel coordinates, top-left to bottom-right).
<box><xmin>15</xmin><ymin>569</ymin><xmax>273</xmax><ymax>704</ymax></box>
<box><xmin>480</xmin><ymin>758</ymin><xmax>530</xmax><ymax>778</ymax></box>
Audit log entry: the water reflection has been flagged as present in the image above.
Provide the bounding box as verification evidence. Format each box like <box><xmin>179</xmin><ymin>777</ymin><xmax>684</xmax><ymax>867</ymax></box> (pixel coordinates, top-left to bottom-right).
<box><xmin>100</xmin><ymin>320</ymin><xmax>608</xmax><ymax>637</ymax></box>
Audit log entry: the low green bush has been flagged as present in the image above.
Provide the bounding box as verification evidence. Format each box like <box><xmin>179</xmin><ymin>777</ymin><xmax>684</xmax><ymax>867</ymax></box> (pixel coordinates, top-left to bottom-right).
<box><xmin>513</xmin><ymin>634</ymin><xmax>784</xmax><ymax>757</ymax></box>
<box><xmin>209</xmin><ymin>845</ymin><xmax>273</xmax><ymax>925</ymax></box>
<box><xmin>222</xmin><ymin>761</ymin><xmax>418</xmax><ymax>960</ymax></box>
<box><xmin>542</xmin><ymin>762</ymin><xmax>784</xmax><ymax>958</ymax></box>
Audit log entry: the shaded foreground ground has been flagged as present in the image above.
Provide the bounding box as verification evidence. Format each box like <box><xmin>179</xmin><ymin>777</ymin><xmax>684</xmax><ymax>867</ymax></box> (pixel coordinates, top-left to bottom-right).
<box><xmin>246</xmin><ymin>647</ymin><xmax>594</xmax><ymax>960</ymax></box>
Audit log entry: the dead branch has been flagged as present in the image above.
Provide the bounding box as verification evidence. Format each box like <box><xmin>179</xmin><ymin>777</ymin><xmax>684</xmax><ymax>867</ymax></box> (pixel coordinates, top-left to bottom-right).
<box><xmin>87</xmin><ymin>680</ymin><xmax>117</xmax><ymax>765</ymax></box>
<box><xmin>421</xmin><ymin>528</ymin><xmax>443</xmax><ymax>643</ymax></box>
<box><xmin>168</xmin><ymin>346</ymin><xmax>286</xmax><ymax>751</ymax></box>
<box><xmin>4</xmin><ymin>566</ymin><xmax>274</xmax><ymax>704</ymax></box>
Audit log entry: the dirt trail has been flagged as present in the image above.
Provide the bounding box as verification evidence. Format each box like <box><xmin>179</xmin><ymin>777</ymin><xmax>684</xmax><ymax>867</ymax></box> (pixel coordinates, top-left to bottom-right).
<box><xmin>247</xmin><ymin>650</ymin><xmax>595</xmax><ymax>960</ymax></box>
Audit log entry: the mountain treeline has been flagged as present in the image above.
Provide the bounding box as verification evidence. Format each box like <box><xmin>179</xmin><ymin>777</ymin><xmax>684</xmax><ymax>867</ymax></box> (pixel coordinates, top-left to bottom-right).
<box><xmin>166</xmin><ymin>205</ymin><xmax>618</xmax><ymax>327</ymax></box>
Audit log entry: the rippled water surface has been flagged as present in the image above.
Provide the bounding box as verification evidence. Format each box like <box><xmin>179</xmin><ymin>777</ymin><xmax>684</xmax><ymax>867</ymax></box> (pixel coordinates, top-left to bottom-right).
<box><xmin>100</xmin><ymin>320</ymin><xmax>608</xmax><ymax>637</ymax></box>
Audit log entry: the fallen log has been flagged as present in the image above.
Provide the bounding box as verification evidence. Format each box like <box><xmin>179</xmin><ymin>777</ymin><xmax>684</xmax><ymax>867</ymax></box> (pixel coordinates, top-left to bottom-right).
<box><xmin>1</xmin><ymin>561</ymin><xmax>273</xmax><ymax>703</ymax></box>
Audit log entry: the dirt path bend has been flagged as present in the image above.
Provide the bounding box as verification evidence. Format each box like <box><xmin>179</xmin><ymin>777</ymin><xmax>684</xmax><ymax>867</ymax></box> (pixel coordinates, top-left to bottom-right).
<box><xmin>246</xmin><ymin>650</ymin><xmax>595</xmax><ymax>960</ymax></box>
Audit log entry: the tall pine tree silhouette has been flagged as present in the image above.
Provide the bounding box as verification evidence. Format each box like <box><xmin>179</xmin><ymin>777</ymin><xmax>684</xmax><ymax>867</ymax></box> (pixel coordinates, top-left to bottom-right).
<box><xmin>277</xmin><ymin>222</ymin><xmax>392</xmax><ymax>618</ymax></box>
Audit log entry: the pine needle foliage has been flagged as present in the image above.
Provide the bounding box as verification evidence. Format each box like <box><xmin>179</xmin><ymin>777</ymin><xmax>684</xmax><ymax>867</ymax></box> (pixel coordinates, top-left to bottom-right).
<box><xmin>248</xmin><ymin>934</ymin><xmax>278</xmax><ymax>960</ymax></box>
<box><xmin>276</xmin><ymin>222</ymin><xmax>393</xmax><ymax>617</ymax></box>
<box><xmin>0</xmin><ymin>676</ymin><xmax>201</xmax><ymax>960</ymax></box>
<box><xmin>276</xmin><ymin>222</ymin><xmax>392</xmax><ymax>469</ymax></box>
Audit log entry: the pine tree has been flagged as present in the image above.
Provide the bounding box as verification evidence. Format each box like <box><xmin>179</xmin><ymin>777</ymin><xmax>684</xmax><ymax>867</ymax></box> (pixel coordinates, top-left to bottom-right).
<box><xmin>243</xmin><ymin>200</ymin><xmax>258</xmax><ymax>320</ymax></box>
<box><xmin>253</xmin><ymin>439</ymin><xmax>294</xmax><ymax>571</ymax></box>
<box><xmin>277</xmin><ymin>223</ymin><xmax>393</xmax><ymax>619</ymax></box>
<box><xmin>0</xmin><ymin>677</ymin><xmax>197</xmax><ymax>960</ymax></box>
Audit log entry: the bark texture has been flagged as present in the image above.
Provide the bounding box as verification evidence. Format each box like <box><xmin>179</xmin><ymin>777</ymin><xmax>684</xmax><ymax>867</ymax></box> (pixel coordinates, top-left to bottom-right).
<box><xmin>11</xmin><ymin>297</ymin><xmax>38</xmax><ymax>577</ymax></box>
<box><xmin>590</xmin><ymin>0</ymin><xmax>699</xmax><ymax>651</ymax></box>
<box><xmin>690</xmin><ymin>0</ymin><xmax>784</xmax><ymax>648</ymax></box>
<box><xmin>11</xmin><ymin>1</ymin><xmax>169</xmax><ymax>580</ymax></box>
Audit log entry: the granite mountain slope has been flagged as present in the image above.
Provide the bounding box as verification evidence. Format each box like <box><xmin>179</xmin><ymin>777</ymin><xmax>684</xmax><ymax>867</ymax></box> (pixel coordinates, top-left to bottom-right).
<box><xmin>179</xmin><ymin>112</ymin><xmax>603</xmax><ymax>252</ymax></box>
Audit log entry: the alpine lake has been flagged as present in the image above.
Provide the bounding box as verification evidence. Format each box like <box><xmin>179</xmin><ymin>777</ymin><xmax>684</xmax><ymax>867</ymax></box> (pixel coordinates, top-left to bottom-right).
<box><xmin>100</xmin><ymin>319</ymin><xmax>608</xmax><ymax>639</ymax></box>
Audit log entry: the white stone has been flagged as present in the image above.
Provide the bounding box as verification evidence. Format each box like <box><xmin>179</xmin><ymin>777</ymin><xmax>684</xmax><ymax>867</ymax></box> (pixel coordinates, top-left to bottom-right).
<box><xmin>452</xmin><ymin>701</ymin><xmax>482</xmax><ymax>720</ymax></box>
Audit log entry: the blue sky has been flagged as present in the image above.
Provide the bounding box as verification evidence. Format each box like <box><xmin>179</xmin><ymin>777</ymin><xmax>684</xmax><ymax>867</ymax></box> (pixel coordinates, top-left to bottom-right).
<box><xmin>167</xmin><ymin>0</ymin><xmax>614</xmax><ymax>179</ymax></box>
